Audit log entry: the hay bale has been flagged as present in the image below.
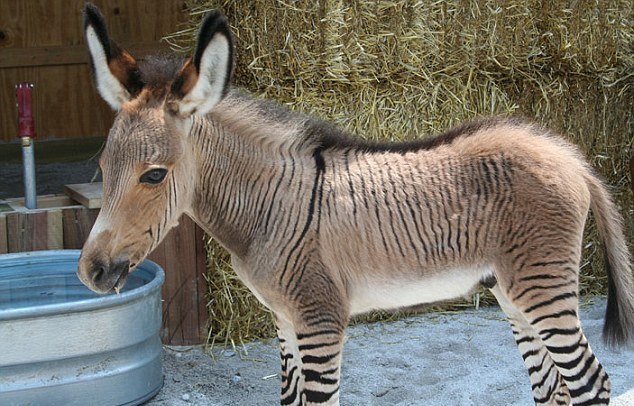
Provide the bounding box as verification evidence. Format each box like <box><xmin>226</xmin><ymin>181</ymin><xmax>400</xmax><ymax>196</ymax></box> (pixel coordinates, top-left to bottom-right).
<box><xmin>166</xmin><ymin>0</ymin><xmax>633</xmax><ymax>344</ymax></box>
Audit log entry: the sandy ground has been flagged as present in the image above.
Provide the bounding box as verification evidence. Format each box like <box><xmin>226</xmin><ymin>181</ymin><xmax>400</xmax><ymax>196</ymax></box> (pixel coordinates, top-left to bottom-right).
<box><xmin>143</xmin><ymin>298</ymin><xmax>634</xmax><ymax>406</ymax></box>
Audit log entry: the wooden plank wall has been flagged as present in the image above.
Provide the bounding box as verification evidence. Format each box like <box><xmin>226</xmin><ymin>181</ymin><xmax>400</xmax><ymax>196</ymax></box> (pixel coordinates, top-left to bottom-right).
<box><xmin>5</xmin><ymin>209</ymin><xmax>63</xmax><ymax>252</ymax></box>
<box><xmin>149</xmin><ymin>216</ymin><xmax>209</xmax><ymax>345</ymax></box>
<box><xmin>0</xmin><ymin>204</ymin><xmax>209</xmax><ymax>345</ymax></box>
<box><xmin>0</xmin><ymin>0</ymin><xmax>188</xmax><ymax>142</ymax></box>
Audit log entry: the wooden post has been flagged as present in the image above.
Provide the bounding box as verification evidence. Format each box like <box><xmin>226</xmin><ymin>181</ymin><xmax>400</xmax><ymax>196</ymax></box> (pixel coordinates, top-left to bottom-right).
<box><xmin>62</xmin><ymin>207</ymin><xmax>100</xmax><ymax>249</ymax></box>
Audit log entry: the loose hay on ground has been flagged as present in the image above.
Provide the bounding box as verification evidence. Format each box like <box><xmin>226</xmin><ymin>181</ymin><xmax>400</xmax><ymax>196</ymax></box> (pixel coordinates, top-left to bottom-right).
<box><xmin>164</xmin><ymin>0</ymin><xmax>634</xmax><ymax>345</ymax></box>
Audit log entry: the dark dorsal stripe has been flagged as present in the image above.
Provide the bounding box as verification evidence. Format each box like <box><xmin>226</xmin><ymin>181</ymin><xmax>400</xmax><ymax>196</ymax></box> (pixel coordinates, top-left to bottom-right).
<box><xmin>306</xmin><ymin>116</ymin><xmax>527</xmax><ymax>155</ymax></box>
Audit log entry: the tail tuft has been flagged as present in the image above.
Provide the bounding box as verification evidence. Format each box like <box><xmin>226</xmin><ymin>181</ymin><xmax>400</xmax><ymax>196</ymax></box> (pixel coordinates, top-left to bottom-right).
<box><xmin>586</xmin><ymin>173</ymin><xmax>634</xmax><ymax>348</ymax></box>
<box><xmin>602</xmin><ymin>248</ymin><xmax>633</xmax><ymax>348</ymax></box>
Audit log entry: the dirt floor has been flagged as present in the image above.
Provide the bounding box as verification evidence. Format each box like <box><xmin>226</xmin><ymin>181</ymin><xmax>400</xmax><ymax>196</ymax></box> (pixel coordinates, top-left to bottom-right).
<box><xmin>143</xmin><ymin>298</ymin><xmax>633</xmax><ymax>406</ymax></box>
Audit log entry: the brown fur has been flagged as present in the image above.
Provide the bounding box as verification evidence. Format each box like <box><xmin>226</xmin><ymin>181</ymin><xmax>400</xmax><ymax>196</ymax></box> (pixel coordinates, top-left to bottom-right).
<box><xmin>170</xmin><ymin>58</ymin><xmax>198</xmax><ymax>100</ymax></box>
<box><xmin>108</xmin><ymin>49</ymin><xmax>142</xmax><ymax>94</ymax></box>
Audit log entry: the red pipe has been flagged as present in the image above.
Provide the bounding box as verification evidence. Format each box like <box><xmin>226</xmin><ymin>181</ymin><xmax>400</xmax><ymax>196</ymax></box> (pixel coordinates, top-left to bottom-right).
<box><xmin>16</xmin><ymin>83</ymin><xmax>36</xmax><ymax>138</ymax></box>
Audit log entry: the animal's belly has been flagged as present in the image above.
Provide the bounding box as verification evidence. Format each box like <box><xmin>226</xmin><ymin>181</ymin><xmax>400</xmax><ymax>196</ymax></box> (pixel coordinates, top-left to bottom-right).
<box><xmin>348</xmin><ymin>266</ymin><xmax>492</xmax><ymax>316</ymax></box>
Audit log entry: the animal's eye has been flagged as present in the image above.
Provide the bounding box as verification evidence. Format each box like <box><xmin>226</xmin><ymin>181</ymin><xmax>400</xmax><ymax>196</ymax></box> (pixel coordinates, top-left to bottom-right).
<box><xmin>140</xmin><ymin>168</ymin><xmax>168</xmax><ymax>184</ymax></box>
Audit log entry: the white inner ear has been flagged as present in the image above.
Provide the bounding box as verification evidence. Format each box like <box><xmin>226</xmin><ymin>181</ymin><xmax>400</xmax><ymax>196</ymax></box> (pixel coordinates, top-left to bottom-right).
<box><xmin>177</xmin><ymin>35</ymin><xmax>230</xmax><ymax>117</ymax></box>
<box><xmin>86</xmin><ymin>26</ymin><xmax>130</xmax><ymax>110</ymax></box>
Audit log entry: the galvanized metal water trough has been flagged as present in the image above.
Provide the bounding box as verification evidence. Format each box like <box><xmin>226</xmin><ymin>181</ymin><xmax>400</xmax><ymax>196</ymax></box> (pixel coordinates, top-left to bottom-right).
<box><xmin>0</xmin><ymin>250</ymin><xmax>165</xmax><ymax>406</ymax></box>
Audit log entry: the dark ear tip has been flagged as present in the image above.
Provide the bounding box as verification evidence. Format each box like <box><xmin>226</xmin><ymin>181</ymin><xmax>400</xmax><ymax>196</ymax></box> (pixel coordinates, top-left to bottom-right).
<box><xmin>83</xmin><ymin>2</ymin><xmax>98</xmax><ymax>12</ymax></box>
<box><xmin>203</xmin><ymin>10</ymin><xmax>228</xmax><ymax>25</ymax></box>
<box><xmin>193</xmin><ymin>10</ymin><xmax>233</xmax><ymax>70</ymax></box>
<box><xmin>83</xmin><ymin>2</ymin><xmax>105</xmax><ymax>29</ymax></box>
<box><xmin>199</xmin><ymin>10</ymin><xmax>230</xmax><ymax>40</ymax></box>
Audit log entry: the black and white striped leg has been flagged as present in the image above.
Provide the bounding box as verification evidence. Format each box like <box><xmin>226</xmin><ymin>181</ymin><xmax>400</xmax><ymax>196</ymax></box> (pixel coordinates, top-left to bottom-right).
<box><xmin>491</xmin><ymin>285</ymin><xmax>570</xmax><ymax>405</ymax></box>
<box><xmin>295</xmin><ymin>325</ymin><xmax>344</xmax><ymax>405</ymax></box>
<box><xmin>275</xmin><ymin>309</ymin><xmax>346</xmax><ymax>405</ymax></box>
<box><xmin>500</xmin><ymin>268</ymin><xmax>612</xmax><ymax>406</ymax></box>
<box><xmin>522</xmin><ymin>294</ymin><xmax>611</xmax><ymax>405</ymax></box>
<box><xmin>276</xmin><ymin>317</ymin><xmax>304</xmax><ymax>406</ymax></box>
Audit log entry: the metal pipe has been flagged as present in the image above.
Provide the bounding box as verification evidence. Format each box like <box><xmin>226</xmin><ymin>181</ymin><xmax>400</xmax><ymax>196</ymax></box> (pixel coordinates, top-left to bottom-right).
<box><xmin>21</xmin><ymin>137</ymin><xmax>37</xmax><ymax>209</ymax></box>
<box><xmin>16</xmin><ymin>83</ymin><xmax>37</xmax><ymax>209</ymax></box>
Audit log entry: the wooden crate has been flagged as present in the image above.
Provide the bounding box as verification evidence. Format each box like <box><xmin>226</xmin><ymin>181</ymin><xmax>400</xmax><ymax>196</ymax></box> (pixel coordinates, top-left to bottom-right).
<box><xmin>0</xmin><ymin>189</ymin><xmax>208</xmax><ymax>345</ymax></box>
<box><xmin>0</xmin><ymin>195</ymin><xmax>75</xmax><ymax>252</ymax></box>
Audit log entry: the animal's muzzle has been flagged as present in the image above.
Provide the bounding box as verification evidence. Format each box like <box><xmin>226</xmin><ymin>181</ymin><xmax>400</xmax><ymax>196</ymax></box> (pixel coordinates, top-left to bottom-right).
<box><xmin>77</xmin><ymin>254</ymin><xmax>130</xmax><ymax>294</ymax></box>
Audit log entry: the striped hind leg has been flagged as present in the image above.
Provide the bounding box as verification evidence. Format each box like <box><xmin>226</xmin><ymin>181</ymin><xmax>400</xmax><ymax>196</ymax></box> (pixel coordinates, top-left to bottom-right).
<box><xmin>502</xmin><ymin>262</ymin><xmax>611</xmax><ymax>405</ymax></box>
<box><xmin>519</xmin><ymin>290</ymin><xmax>610</xmax><ymax>404</ymax></box>
<box><xmin>491</xmin><ymin>284</ymin><xmax>571</xmax><ymax>405</ymax></box>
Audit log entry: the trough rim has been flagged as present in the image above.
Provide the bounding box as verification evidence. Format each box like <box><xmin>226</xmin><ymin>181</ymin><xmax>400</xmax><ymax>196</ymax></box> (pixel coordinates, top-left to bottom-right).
<box><xmin>0</xmin><ymin>249</ymin><xmax>165</xmax><ymax>321</ymax></box>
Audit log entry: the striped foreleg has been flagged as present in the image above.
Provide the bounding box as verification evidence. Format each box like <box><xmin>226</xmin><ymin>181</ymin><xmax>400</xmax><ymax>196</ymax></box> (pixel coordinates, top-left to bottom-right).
<box><xmin>295</xmin><ymin>327</ymin><xmax>344</xmax><ymax>405</ymax></box>
<box><xmin>280</xmin><ymin>264</ymin><xmax>348</xmax><ymax>405</ymax></box>
<box><xmin>276</xmin><ymin>317</ymin><xmax>304</xmax><ymax>406</ymax></box>
<box><xmin>276</xmin><ymin>315</ymin><xmax>345</xmax><ymax>406</ymax></box>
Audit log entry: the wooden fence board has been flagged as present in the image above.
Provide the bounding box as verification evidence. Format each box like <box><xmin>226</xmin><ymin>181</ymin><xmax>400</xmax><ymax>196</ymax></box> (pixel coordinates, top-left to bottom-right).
<box><xmin>0</xmin><ymin>1</ymin><xmax>186</xmax><ymax>50</ymax></box>
<box><xmin>62</xmin><ymin>207</ymin><xmax>99</xmax><ymax>248</ymax></box>
<box><xmin>0</xmin><ymin>215</ymin><xmax>7</xmax><ymax>254</ymax></box>
<box><xmin>150</xmin><ymin>215</ymin><xmax>208</xmax><ymax>345</ymax></box>
<box><xmin>64</xmin><ymin>183</ymin><xmax>103</xmax><ymax>209</ymax></box>
<box><xmin>6</xmin><ymin>209</ymin><xmax>63</xmax><ymax>252</ymax></box>
<box><xmin>46</xmin><ymin>208</ymin><xmax>63</xmax><ymax>248</ymax></box>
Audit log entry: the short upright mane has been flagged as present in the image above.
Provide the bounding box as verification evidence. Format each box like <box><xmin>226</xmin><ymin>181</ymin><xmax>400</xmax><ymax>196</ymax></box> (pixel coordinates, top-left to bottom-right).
<box><xmin>138</xmin><ymin>54</ymin><xmax>187</xmax><ymax>94</ymax></box>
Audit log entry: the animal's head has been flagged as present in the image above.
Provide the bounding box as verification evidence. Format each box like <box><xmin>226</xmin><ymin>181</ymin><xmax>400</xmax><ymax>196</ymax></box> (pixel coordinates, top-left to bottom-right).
<box><xmin>77</xmin><ymin>3</ymin><xmax>234</xmax><ymax>293</ymax></box>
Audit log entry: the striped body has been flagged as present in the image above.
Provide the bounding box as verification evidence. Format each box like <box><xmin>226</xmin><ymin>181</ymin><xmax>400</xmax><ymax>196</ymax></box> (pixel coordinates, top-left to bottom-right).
<box><xmin>78</xmin><ymin>6</ymin><xmax>634</xmax><ymax>406</ymax></box>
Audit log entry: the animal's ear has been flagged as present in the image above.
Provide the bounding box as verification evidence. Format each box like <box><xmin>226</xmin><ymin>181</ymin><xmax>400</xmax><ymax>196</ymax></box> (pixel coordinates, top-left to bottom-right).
<box><xmin>167</xmin><ymin>11</ymin><xmax>234</xmax><ymax>117</ymax></box>
<box><xmin>83</xmin><ymin>3</ymin><xmax>143</xmax><ymax>110</ymax></box>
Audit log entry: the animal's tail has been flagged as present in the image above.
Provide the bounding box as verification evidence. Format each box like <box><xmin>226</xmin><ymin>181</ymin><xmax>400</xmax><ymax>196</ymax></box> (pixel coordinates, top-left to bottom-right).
<box><xmin>585</xmin><ymin>171</ymin><xmax>634</xmax><ymax>347</ymax></box>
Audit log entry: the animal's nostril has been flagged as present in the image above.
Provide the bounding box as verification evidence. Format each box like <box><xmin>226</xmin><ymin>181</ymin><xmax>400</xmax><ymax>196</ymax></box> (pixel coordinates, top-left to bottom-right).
<box><xmin>93</xmin><ymin>262</ymin><xmax>108</xmax><ymax>283</ymax></box>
